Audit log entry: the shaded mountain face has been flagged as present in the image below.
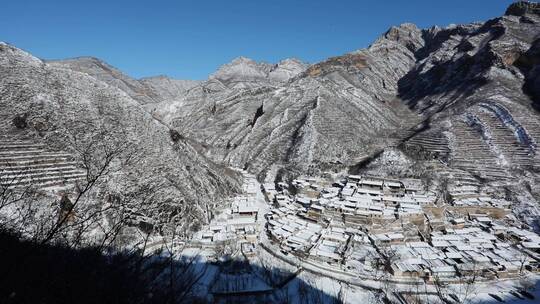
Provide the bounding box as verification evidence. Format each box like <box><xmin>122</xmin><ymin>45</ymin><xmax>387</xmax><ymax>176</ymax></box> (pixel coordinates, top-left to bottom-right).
<box><xmin>0</xmin><ymin>43</ymin><xmax>241</xmax><ymax>234</ymax></box>
<box><xmin>367</xmin><ymin>2</ymin><xmax>540</xmax><ymax>227</ymax></box>
<box><xmin>397</xmin><ymin>5</ymin><xmax>540</xmax><ymax>175</ymax></box>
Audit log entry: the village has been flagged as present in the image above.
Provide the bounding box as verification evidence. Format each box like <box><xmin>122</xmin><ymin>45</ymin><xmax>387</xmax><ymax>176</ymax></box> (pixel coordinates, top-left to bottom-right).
<box><xmin>261</xmin><ymin>174</ymin><xmax>540</xmax><ymax>285</ymax></box>
<box><xmin>192</xmin><ymin>171</ymin><xmax>268</xmax><ymax>259</ymax></box>
<box><xmin>188</xmin><ymin>170</ymin><xmax>540</xmax><ymax>290</ymax></box>
<box><xmin>174</xmin><ymin>171</ymin><xmax>540</xmax><ymax>303</ymax></box>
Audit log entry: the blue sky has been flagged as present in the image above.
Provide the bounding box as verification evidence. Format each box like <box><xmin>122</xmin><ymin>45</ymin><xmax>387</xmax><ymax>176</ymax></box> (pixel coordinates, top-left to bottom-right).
<box><xmin>0</xmin><ymin>0</ymin><xmax>515</xmax><ymax>80</ymax></box>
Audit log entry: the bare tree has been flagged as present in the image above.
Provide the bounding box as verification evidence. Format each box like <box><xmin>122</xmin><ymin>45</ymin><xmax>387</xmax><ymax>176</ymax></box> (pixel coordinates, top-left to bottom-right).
<box><xmin>434</xmin><ymin>263</ymin><xmax>479</xmax><ymax>304</ymax></box>
<box><xmin>214</xmin><ymin>239</ymin><xmax>234</xmax><ymax>259</ymax></box>
<box><xmin>0</xmin><ymin>164</ymin><xmax>38</xmax><ymax>212</ymax></box>
<box><xmin>0</xmin><ymin>114</ymin><xmax>218</xmax><ymax>303</ymax></box>
<box><xmin>433</xmin><ymin>275</ymin><xmax>452</xmax><ymax>304</ymax></box>
<box><xmin>39</xmin><ymin>132</ymin><xmax>132</xmax><ymax>245</ymax></box>
<box><xmin>366</xmin><ymin>245</ymin><xmax>401</xmax><ymax>304</ymax></box>
<box><xmin>518</xmin><ymin>275</ymin><xmax>535</xmax><ymax>293</ymax></box>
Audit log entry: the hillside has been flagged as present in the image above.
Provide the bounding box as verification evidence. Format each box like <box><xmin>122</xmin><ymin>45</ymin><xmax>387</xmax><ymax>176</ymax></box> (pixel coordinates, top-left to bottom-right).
<box><xmin>22</xmin><ymin>2</ymin><xmax>540</xmax><ymax>228</ymax></box>
<box><xmin>47</xmin><ymin>57</ymin><xmax>200</xmax><ymax>105</ymax></box>
<box><xmin>0</xmin><ymin>42</ymin><xmax>242</xmax><ymax>239</ymax></box>
<box><xmin>148</xmin><ymin>2</ymin><xmax>540</xmax><ymax>224</ymax></box>
<box><xmin>146</xmin><ymin>28</ymin><xmax>423</xmax><ymax>182</ymax></box>
<box><xmin>390</xmin><ymin>1</ymin><xmax>540</xmax><ymax>225</ymax></box>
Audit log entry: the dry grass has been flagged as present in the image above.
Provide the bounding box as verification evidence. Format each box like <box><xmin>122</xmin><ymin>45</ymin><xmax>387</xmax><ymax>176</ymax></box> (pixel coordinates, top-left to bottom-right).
<box><xmin>306</xmin><ymin>53</ymin><xmax>368</xmax><ymax>76</ymax></box>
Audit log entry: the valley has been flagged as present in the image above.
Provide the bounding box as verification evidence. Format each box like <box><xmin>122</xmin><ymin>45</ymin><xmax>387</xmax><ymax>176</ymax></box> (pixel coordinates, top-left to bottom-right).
<box><xmin>1</xmin><ymin>1</ymin><xmax>540</xmax><ymax>303</ymax></box>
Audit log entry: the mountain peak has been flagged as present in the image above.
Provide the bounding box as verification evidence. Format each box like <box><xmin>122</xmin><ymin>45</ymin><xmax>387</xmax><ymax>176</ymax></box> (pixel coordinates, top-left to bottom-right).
<box><xmin>505</xmin><ymin>1</ymin><xmax>540</xmax><ymax>16</ymax></box>
<box><xmin>209</xmin><ymin>56</ymin><xmax>273</xmax><ymax>87</ymax></box>
<box><xmin>378</xmin><ymin>23</ymin><xmax>424</xmax><ymax>53</ymax></box>
<box><xmin>47</xmin><ymin>56</ymin><xmax>122</xmax><ymax>76</ymax></box>
<box><xmin>229</xmin><ymin>56</ymin><xmax>256</xmax><ymax>64</ymax></box>
<box><xmin>50</xmin><ymin>56</ymin><xmax>109</xmax><ymax>66</ymax></box>
<box><xmin>276</xmin><ymin>57</ymin><xmax>306</xmax><ymax>66</ymax></box>
<box><xmin>268</xmin><ymin>58</ymin><xmax>308</xmax><ymax>82</ymax></box>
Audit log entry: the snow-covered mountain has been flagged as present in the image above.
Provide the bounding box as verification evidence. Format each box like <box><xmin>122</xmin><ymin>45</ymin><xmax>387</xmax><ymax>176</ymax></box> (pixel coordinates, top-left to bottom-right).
<box><xmin>151</xmin><ymin>2</ymin><xmax>540</xmax><ymax>192</ymax></box>
<box><xmin>48</xmin><ymin>57</ymin><xmax>201</xmax><ymax>105</ymax></box>
<box><xmin>134</xmin><ymin>23</ymin><xmax>424</xmax><ymax>183</ymax></box>
<box><xmin>0</xmin><ymin>43</ymin><xmax>242</xmax><ymax>235</ymax></box>
<box><xmin>209</xmin><ymin>56</ymin><xmax>308</xmax><ymax>89</ymax></box>
<box><xmin>4</xmin><ymin>1</ymin><xmax>540</xmax><ymax>229</ymax></box>
<box><xmin>136</xmin><ymin>2</ymin><xmax>540</xmax><ymax>223</ymax></box>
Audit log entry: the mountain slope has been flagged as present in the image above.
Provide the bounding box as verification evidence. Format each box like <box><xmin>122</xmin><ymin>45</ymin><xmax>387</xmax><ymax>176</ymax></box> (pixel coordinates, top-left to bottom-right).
<box><xmin>151</xmin><ymin>25</ymin><xmax>424</xmax><ymax>181</ymax></box>
<box><xmin>13</xmin><ymin>1</ymin><xmax>540</xmax><ymax>227</ymax></box>
<box><xmin>47</xmin><ymin>57</ymin><xmax>200</xmax><ymax>105</ymax></box>
<box><xmin>47</xmin><ymin>56</ymin><xmax>162</xmax><ymax>104</ymax></box>
<box><xmin>397</xmin><ymin>3</ymin><xmax>540</xmax><ymax>178</ymax></box>
<box><xmin>148</xmin><ymin>2</ymin><xmax>540</xmax><ymax>191</ymax></box>
<box><xmin>140</xmin><ymin>76</ymin><xmax>201</xmax><ymax>102</ymax></box>
<box><xmin>367</xmin><ymin>2</ymin><xmax>540</xmax><ymax>227</ymax></box>
<box><xmin>0</xmin><ymin>42</ymin><xmax>241</xmax><ymax>236</ymax></box>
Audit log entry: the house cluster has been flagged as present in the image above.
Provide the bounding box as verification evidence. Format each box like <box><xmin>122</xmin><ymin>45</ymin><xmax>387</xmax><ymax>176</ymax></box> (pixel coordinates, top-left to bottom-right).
<box><xmin>447</xmin><ymin>182</ymin><xmax>512</xmax><ymax>209</ymax></box>
<box><xmin>265</xmin><ymin>175</ymin><xmax>437</xmax><ymax>227</ymax></box>
<box><xmin>195</xmin><ymin>195</ymin><xmax>260</xmax><ymax>245</ymax></box>
<box><xmin>263</xmin><ymin>174</ymin><xmax>540</xmax><ymax>282</ymax></box>
<box><xmin>389</xmin><ymin>225</ymin><xmax>540</xmax><ymax>281</ymax></box>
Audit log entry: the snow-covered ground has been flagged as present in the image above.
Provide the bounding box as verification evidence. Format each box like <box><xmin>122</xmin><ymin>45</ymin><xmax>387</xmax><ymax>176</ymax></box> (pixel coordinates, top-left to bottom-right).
<box><xmin>468</xmin><ymin>276</ymin><xmax>540</xmax><ymax>304</ymax></box>
<box><xmin>140</xmin><ymin>169</ymin><xmax>540</xmax><ymax>303</ymax></box>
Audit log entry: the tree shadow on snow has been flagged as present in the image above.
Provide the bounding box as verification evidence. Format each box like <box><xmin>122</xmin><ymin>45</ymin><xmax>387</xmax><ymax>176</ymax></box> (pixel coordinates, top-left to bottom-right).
<box><xmin>0</xmin><ymin>231</ymin><xmax>343</xmax><ymax>304</ymax></box>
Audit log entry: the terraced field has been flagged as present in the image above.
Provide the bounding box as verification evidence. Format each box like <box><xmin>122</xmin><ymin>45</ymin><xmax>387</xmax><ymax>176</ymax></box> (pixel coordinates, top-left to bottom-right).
<box><xmin>0</xmin><ymin>138</ymin><xmax>85</xmax><ymax>189</ymax></box>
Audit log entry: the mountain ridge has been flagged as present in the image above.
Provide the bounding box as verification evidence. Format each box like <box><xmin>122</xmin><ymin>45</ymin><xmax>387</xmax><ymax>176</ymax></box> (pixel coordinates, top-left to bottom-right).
<box><xmin>0</xmin><ymin>41</ymin><xmax>243</xmax><ymax>237</ymax></box>
<box><xmin>7</xmin><ymin>1</ymin><xmax>540</xmax><ymax>226</ymax></box>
